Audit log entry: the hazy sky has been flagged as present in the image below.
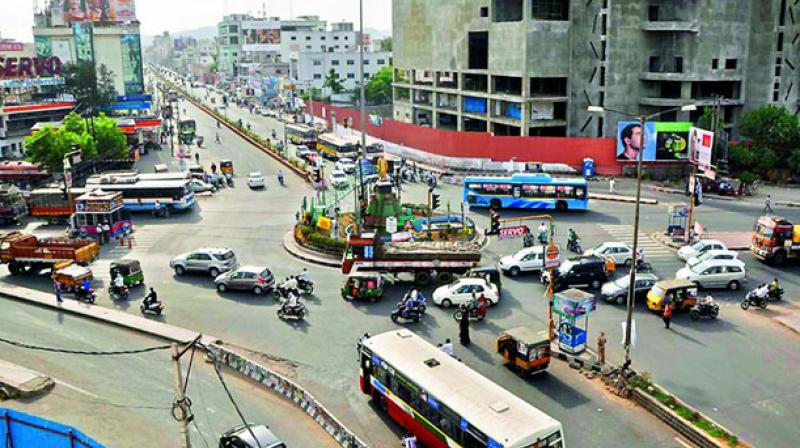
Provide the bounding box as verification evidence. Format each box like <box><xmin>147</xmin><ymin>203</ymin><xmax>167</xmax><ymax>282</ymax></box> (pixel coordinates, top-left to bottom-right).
<box><xmin>0</xmin><ymin>0</ymin><xmax>392</xmax><ymax>42</ymax></box>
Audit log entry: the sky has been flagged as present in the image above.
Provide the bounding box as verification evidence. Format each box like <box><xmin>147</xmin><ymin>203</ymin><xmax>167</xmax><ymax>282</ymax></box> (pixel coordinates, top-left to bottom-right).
<box><xmin>0</xmin><ymin>0</ymin><xmax>392</xmax><ymax>42</ymax></box>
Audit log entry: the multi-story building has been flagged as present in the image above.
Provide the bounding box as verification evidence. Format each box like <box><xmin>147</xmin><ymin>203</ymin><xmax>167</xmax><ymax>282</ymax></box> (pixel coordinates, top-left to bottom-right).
<box><xmin>296</xmin><ymin>50</ymin><xmax>391</xmax><ymax>92</ymax></box>
<box><xmin>32</xmin><ymin>0</ymin><xmax>144</xmax><ymax>97</ymax></box>
<box><xmin>392</xmin><ymin>0</ymin><xmax>799</xmax><ymax>137</ymax></box>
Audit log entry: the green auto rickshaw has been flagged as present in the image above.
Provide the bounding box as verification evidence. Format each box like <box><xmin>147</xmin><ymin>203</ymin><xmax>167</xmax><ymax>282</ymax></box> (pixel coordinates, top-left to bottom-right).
<box><xmin>110</xmin><ymin>259</ymin><xmax>144</xmax><ymax>287</ymax></box>
<box><xmin>342</xmin><ymin>273</ymin><xmax>384</xmax><ymax>302</ymax></box>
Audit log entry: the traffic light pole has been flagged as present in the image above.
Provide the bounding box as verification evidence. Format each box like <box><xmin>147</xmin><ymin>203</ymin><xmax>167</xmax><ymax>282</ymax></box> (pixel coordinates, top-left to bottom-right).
<box><xmin>427</xmin><ymin>188</ymin><xmax>433</xmax><ymax>239</ymax></box>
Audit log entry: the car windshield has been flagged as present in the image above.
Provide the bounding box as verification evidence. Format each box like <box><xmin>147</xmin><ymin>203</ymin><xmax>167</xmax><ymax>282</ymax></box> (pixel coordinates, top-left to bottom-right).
<box><xmin>214</xmin><ymin>251</ymin><xmax>235</xmax><ymax>261</ymax></box>
<box><xmin>697</xmin><ymin>252</ymin><xmax>715</xmax><ymax>262</ymax></box>
<box><xmin>260</xmin><ymin>269</ymin><xmax>272</xmax><ymax>278</ymax></box>
<box><xmin>558</xmin><ymin>260</ymin><xmax>575</xmax><ymax>274</ymax></box>
<box><xmin>691</xmin><ymin>241</ymin><xmax>706</xmax><ymax>250</ymax></box>
<box><xmin>250</xmin><ymin>173</ymin><xmax>262</xmax><ymax>178</ymax></box>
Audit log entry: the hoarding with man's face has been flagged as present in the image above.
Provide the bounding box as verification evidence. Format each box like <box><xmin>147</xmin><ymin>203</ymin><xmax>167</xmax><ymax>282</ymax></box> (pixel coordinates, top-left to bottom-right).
<box><xmin>617</xmin><ymin>121</ymin><xmax>692</xmax><ymax>162</ymax></box>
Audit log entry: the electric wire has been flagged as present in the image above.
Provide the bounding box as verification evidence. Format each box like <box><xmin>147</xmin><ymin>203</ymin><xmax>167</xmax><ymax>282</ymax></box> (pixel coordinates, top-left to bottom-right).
<box><xmin>0</xmin><ymin>335</ymin><xmax>172</xmax><ymax>356</ymax></box>
<box><xmin>212</xmin><ymin>360</ymin><xmax>264</xmax><ymax>448</ymax></box>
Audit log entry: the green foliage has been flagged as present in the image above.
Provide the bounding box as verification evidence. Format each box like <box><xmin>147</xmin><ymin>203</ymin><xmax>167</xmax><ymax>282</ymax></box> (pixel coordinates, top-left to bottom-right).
<box><xmin>738</xmin><ymin>105</ymin><xmax>800</xmax><ymax>160</ymax></box>
<box><xmin>300</xmin><ymin>87</ymin><xmax>323</xmax><ymax>102</ymax></box>
<box><xmin>696</xmin><ymin>107</ymin><xmax>722</xmax><ymax>131</ymax></box>
<box><xmin>379</xmin><ymin>37</ymin><xmax>392</xmax><ymax>52</ymax></box>
<box><xmin>62</xmin><ymin>61</ymin><xmax>118</xmax><ymax>114</ymax></box>
<box><xmin>23</xmin><ymin>112</ymin><xmax>127</xmax><ymax>172</ymax></box>
<box><xmin>365</xmin><ymin>66</ymin><xmax>393</xmax><ymax>105</ymax></box>
<box><xmin>323</xmin><ymin>69</ymin><xmax>344</xmax><ymax>95</ymax></box>
<box><xmin>789</xmin><ymin>149</ymin><xmax>800</xmax><ymax>175</ymax></box>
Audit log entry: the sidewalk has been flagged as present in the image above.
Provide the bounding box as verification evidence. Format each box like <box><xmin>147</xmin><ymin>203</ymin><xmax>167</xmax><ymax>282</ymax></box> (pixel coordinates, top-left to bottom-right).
<box><xmin>589</xmin><ymin>192</ymin><xmax>658</xmax><ymax>205</ymax></box>
<box><xmin>652</xmin><ymin>231</ymin><xmax>751</xmax><ymax>250</ymax></box>
<box><xmin>0</xmin><ymin>284</ymin><xmax>217</xmax><ymax>347</ymax></box>
<box><xmin>650</xmin><ymin>186</ymin><xmax>738</xmax><ymax>202</ymax></box>
<box><xmin>0</xmin><ymin>359</ymin><xmax>54</xmax><ymax>399</ymax></box>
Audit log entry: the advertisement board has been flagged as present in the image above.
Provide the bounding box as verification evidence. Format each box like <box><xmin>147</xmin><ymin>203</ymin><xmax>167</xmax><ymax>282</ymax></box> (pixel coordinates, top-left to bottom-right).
<box><xmin>689</xmin><ymin>127</ymin><xmax>714</xmax><ymax>173</ymax></box>
<box><xmin>73</xmin><ymin>22</ymin><xmax>94</xmax><ymax>62</ymax></box>
<box><xmin>63</xmin><ymin>0</ymin><xmax>137</xmax><ymax>23</ymax></box>
<box><xmin>241</xmin><ymin>20</ymin><xmax>281</xmax><ymax>51</ymax></box>
<box><xmin>617</xmin><ymin>121</ymin><xmax>692</xmax><ymax>162</ymax></box>
<box><xmin>120</xmin><ymin>33</ymin><xmax>144</xmax><ymax>95</ymax></box>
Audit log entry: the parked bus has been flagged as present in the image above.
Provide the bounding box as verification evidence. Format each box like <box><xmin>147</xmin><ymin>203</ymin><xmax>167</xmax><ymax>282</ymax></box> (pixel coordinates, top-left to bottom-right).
<box><xmin>286</xmin><ymin>123</ymin><xmax>318</xmax><ymax>147</ymax></box>
<box><xmin>463</xmin><ymin>173</ymin><xmax>589</xmax><ymax>212</ymax></box>
<box><xmin>317</xmin><ymin>133</ymin><xmax>358</xmax><ymax>160</ymax></box>
<box><xmin>28</xmin><ymin>187</ymin><xmax>87</xmax><ymax>221</ymax></box>
<box><xmin>85</xmin><ymin>175</ymin><xmax>195</xmax><ymax>212</ymax></box>
<box><xmin>337</xmin><ymin>134</ymin><xmax>385</xmax><ymax>159</ymax></box>
<box><xmin>359</xmin><ymin>330</ymin><xmax>565</xmax><ymax>448</ymax></box>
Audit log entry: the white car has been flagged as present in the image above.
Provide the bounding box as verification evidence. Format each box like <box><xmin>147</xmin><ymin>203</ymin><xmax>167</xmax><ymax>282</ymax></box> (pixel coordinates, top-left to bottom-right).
<box><xmin>247</xmin><ymin>172</ymin><xmax>265</xmax><ymax>189</ymax></box>
<box><xmin>498</xmin><ymin>246</ymin><xmax>559</xmax><ymax>277</ymax></box>
<box><xmin>335</xmin><ymin>158</ymin><xmax>357</xmax><ymax>174</ymax></box>
<box><xmin>329</xmin><ymin>170</ymin><xmax>349</xmax><ymax>188</ymax></box>
<box><xmin>686</xmin><ymin>249</ymin><xmax>739</xmax><ymax>269</ymax></box>
<box><xmin>189</xmin><ymin>179</ymin><xmax>216</xmax><ymax>193</ymax></box>
<box><xmin>677</xmin><ymin>239</ymin><xmax>727</xmax><ymax>261</ymax></box>
<box><xmin>432</xmin><ymin>278</ymin><xmax>500</xmax><ymax>308</ymax></box>
<box><xmin>676</xmin><ymin>259</ymin><xmax>747</xmax><ymax>290</ymax></box>
<box><xmin>586</xmin><ymin>242</ymin><xmax>634</xmax><ymax>266</ymax></box>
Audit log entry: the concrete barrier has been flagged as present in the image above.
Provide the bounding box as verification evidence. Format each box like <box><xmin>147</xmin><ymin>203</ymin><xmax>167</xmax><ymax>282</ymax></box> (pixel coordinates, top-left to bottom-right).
<box><xmin>207</xmin><ymin>344</ymin><xmax>368</xmax><ymax>448</ymax></box>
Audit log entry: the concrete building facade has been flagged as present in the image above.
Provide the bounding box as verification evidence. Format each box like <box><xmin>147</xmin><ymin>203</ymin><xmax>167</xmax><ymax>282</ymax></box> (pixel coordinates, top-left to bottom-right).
<box><xmin>295</xmin><ymin>50</ymin><xmax>392</xmax><ymax>92</ymax></box>
<box><xmin>393</xmin><ymin>0</ymin><xmax>800</xmax><ymax>138</ymax></box>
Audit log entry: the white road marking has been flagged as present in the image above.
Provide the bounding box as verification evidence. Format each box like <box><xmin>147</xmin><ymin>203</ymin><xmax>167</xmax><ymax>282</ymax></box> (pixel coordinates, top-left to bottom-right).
<box><xmin>675</xmin><ymin>437</ymin><xmax>694</xmax><ymax>448</ymax></box>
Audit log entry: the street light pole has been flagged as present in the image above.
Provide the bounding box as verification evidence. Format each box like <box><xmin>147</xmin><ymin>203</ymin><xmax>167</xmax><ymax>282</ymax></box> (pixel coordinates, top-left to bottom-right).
<box><xmin>358</xmin><ymin>0</ymin><xmax>367</xmax><ymax>225</ymax></box>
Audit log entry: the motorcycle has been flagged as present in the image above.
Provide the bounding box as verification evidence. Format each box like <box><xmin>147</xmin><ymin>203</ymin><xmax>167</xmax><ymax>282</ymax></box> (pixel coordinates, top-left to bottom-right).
<box><xmin>754</xmin><ymin>283</ymin><xmax>783</xmax><ymax>301</ymax></box>
<box><xmin>390</xmin><ymin>303</ymin><xmax>422</xmax><ymax>323</ymax></box>
<box><xmin>635</xmin><ymin>261</ymin><xmax>654</xmax><ymax>273</ymax></box>
<box><xmin>296</xmin><ymin>278</ymin><xmax>315</xmax><ymax>295</ymax></box>
<box><xmin>452</xmin><ymin>302</ymin><xmax>486</xmax><ymax>322</ymax></box>
<box><xmin>225</xmin><ymin>173</ymin><xmax>234</xmax><ymax>187</ymax></box>
<box><xmin>140</xmin><ymin>299</ymin><xmax>164</xmax><ymax>316</ymax></box>
<box><xmin>76</xmin><ymin>287</ymin><xmax>96</xmax><ymax>304</ymax></box>
<box><xmin>108</xmin><ymin>284</ymin><xmax>130</xmax><ymax>301</ymax></box>
<box><xmin>538</xmin><ymin>231</ymin><xmax>548</xmax><ymax>245</ymax></box>
<box><xmin>152</xmin><ymin>207</ymin><xmax>171</xmax><ymax>218</ymax></box>
<box><xmin>567</xmin><ymin>238</ymin><xmax>583</xmax><ymax>254</ymax></box>
<box><xmin>741</xmin><ymin>289</ymin><xmax>769</xmax><ymax>310</ymax></box>
<box><xmin>690</xmin><ymin>299</ymin><xmax>720</xmax><ymax>320</ymax></box>
<box><xmin>277</xmin><ymin>301</ymin><xmax>306</xmax><ymax>320</ymax></box>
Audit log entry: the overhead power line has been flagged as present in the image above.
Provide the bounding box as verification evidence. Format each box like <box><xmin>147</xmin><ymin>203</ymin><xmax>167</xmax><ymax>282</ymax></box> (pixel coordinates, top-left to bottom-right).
<box><xmin>0</xmin><ymin>335</ymin><xmax>172</xmax><ymax>356</ymax></box>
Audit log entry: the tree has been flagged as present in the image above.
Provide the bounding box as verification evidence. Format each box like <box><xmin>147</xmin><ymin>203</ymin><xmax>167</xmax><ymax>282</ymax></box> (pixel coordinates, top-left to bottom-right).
<box><xmin>323</xmin><ymin>69</ymin><xmax>344</xmax><ymax>95</ymax></box>
<box><xmin>92</xmin><ymin>113</ymin><xmax>128</xmax><ymax>160</ymax></box>
<box><xmin>738</xmin><ymin>105</ymin><xmax>800</xmax><ymax>161</ymax></box>
<box><xmin>62</xmin><ymin>61</ymin><xmax>118</xmax><ymax>114</ymax></box>
<box><xmin>379</xmin><ymin>37</ymin><xmax>392</xmax><ymax>52</ymax></box>
<box><xmin>365</xmin><ymin>66</ymin><xmax>393</xmax><ymax>105</ymax></box>
<box><xmin>696</xmin><ymin>106</ymin><xmax>722</xmax><ymax>131</ymax></box>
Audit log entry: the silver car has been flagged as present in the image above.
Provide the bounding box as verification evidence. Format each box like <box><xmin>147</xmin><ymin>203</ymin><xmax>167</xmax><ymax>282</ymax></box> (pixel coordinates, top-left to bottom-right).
<box><xmin>215</xmin><ymin>266</ymin><xmax>275</xmax><ymax>295</ymax></box>
<box><xmin>219</xmin><ymin>424</ymin><xmax>285</xmax><ymax>448</ymax></box>
<box><xmin>675</xmin><ymin>259</ymin><xmax>747</xmax><ymax>290</ymax></box>
<box><xmin>169</xmin><ymin>247</ymin><xmax>237</xmax><ymax>277</ymax></box>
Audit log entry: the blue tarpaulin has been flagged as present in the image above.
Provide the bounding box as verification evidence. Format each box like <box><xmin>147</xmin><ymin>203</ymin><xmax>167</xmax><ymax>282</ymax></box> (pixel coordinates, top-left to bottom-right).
<box><xmin>463</xmin><ymin>97</ymin><xmax>487</xmax><ymax>114</ymax></box>
<box><xmin>0</xmin><ymin>408</ymin><xmax>105</xmax><ymax>448</ymax></box>
<box><xmin>507</xmin><ymin>103</ymin><xmax>521</xmax><ymax>120</ymax></box>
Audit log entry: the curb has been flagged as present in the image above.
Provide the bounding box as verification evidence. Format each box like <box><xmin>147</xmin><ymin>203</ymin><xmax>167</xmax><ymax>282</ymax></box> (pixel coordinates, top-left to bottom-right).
<box><xmin>651</xmin><ymin>186</ymin><xmax>738</xmax><ymax>202</ymax></box>
<box><xmin>776</xmin><ymin>201</ymin><xmax>800</xmax><ymax>208</ymax></box>
<box><xmin>283</xmin><ymin>231</ymin><xmax>343</xmax><ymax>268</ymax></box>
<box><xmin>589</xmin><ymin>193</ymin><xmax>658</xmax><ymax>205</ymax></box>
<box><xmin>651</xmin><ymin>232</ymin><xmax>750</xmax><ymax>252</ymax></box>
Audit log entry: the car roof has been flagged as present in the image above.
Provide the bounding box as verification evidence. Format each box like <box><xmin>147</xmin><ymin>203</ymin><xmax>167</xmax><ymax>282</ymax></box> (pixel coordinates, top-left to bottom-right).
<box><xmin>196</xmin><ymin>247</ymin><xmax>234</xmax><ymax>254</ymax></box>
<box><xmin>699</xmin><ymin>249</ymin><xmax>736</xmax><ymax>256</ymax></box>
<box><xmin>655</xmin><ymin>279</ymin><xmax>697</xmax><ymax>289</ymax></box>
<box><xmin>227</xmin><ymin>424</ymin><xmax>282</xmax><ymax>447</ymax></box>
<box><xmin>600</xmin><ymin>241</ymin><xmax>630</xmax><ymax>248</ymax></box>
<box><xmin>452</xmin><ymin>277</ymin><xmax>488</xmax><ymax>286</ymax></box>
<box><xmin>515</xmin><ymin>246</ymin><xmax>544</xmax><ymax>255</ymax></box>
<box><xmin>236</xmin><ymin>265</ymin><xmax>268</xmax><ymax>274</ymax></box>
<box><xmin>698</xmin><ymin>239</ymin><xmax>724</xmax><ymax>246</ymax></box>
<box><xmin>694</xmin><ymin>259</ymin><xmax>745</xmax><ymax>269</ymax></box>
<box><xmin>248</xmin><ymin>172</ymin><xmax>262</xmax><ymax>176</ymax></box>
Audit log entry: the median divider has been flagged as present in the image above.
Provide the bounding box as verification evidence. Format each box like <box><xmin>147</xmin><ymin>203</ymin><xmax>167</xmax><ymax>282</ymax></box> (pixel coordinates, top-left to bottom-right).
<box><xmin>155</xmin><ymin>73</ymin><xmax>311</xmax><ymax>183</ymax></box>
<box><xmin>0</xmin><ymin>285</ymin><xmax>367</xmax><ymax>448</ymax></box>
<box><xmin>589</xmin><ymin>192</ymin><xmax>658</xmax><ymax>205</ymax></box>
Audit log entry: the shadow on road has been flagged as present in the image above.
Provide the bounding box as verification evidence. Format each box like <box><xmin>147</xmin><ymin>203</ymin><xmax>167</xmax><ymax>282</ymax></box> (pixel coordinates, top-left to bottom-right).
<box><xmin>532</xmin><ymin>371</ymin><xmax>592</xmax><ymax>409</ymax></box>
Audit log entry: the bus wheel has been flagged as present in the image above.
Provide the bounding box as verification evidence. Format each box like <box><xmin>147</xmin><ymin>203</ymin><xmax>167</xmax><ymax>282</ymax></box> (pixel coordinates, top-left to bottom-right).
<box><xmin>555</xmin><ymin>201</ymin><xmax>568</xmax><ymax>212</ymax></box>
<box><xmin>414</xmin><ymin>271</ymin><xmax>432</xmax><ymax>286</ymax></box>
<box><xmin>490</xmin><ymin>199</ymin><xmax>502</xmax><ymax>210</ymax></box>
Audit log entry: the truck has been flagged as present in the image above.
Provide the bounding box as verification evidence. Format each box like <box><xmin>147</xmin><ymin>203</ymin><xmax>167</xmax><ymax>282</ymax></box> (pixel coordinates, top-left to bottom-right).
<box><xmin>0</xmin><ymin>185</ymin><xmax>27</xmax><ymax>225</ymax></box>
<box><xmin>0</xmin><ymin>232</ymin><xmax>100</xmax><ymax>275</ymax></box>
<box><xmin>751</xmin><ymin>215</ymin><xmax>800</xmax><ymax>265</ymax></box>
<box><xmin>342</xmin><ymin>232</ymin><xmax>482</xmax><ymax>286</ymax></box>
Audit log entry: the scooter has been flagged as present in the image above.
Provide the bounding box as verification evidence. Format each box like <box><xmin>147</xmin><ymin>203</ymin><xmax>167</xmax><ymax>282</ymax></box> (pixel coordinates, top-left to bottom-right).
<box><xmin>140</xmin><ymin>300</ymin><xmax>164</xmax><ymax>316</ymax></box>
<box><xmin>75</xmin><ymin>287</ymin><xmax>96</xmax><ymax>304</ymax></box>
<box><xmin>452</xmin><ymin>302</ymin><xmax>486</xmax><ymax>322</ymax></box>
<box><xmin>225</xmin><ymin>173</ymin><xmax>234</xmax><ymax>187</ymax></box>
<box><xmin>390</xmin><ymin>303</ymin><xmax>422</xmax><ymax>323</ymax></box>
<box><xmin>690</xmin><ymin>298</ymin><xmax>720</xmax><ymax>320</ymax></box>
<box><xmin>277</xmin><ymin>301</ymin><xmax>306</xmax><ymax>320</ymax></box>
<box><xmin>296</xmin><ymin>278</ymin><xmax>315</xmax><ymax>295</ymax></box>
<box><xmin>108</xmin><ymin>285</ymin><xmax>130</xmax><ymax>301</ymax></box>
<box><xmin>567</xmin><ymin>238</ymin><xmax>583</xmax><ymax>254</ymax></box>
<box><xmin>754</xmin><ymin>283</ymin><xmax>783</xmax><ymax>301</ymax></box>
<box><xmin>741</xmin><ymin>289</ymin><xmax>769</xmax><ymax>310</ymax></box>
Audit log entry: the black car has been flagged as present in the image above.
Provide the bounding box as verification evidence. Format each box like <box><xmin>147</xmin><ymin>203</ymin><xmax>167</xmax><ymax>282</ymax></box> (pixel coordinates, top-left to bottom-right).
<box><xmin>541</xmin><ymin>255</ymin><xmax>608</xmax><ymax>292</ymax></box>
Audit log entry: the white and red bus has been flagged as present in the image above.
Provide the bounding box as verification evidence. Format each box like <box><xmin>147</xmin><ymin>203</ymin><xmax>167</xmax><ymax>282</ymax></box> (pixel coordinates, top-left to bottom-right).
<box><xmin>359</xmin><ymin>330</ymin><xmax>565</xmax><ymax>448</ymax></box>
<box><xmin>286</xmin><ymin>123</ymin><xmax>318</xmax><ymax>147</ymax></box>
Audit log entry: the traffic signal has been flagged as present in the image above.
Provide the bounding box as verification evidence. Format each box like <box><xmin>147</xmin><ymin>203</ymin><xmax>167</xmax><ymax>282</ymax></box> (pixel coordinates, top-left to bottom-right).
<box><xmin>313</xmin><ymin>169</ymin><xmax>322</xmax><ymax>183</ymax></box>
<box><xmin>489</xmin><ymin>210</ymin><xmax>501</xmax><ymax>235</ymax></box>
<box><xmin>431</xmin><ymin>194</ymin><xmax>441</xmax><ymax>210</ymax></box>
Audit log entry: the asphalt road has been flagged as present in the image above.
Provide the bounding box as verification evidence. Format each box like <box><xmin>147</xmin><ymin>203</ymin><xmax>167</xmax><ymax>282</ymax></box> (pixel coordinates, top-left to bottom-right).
<box><xmin>3</xmin><ymin>69</ymin><xmax>799</xmax><ymax>448</ymax></box>
<box><xmin>0</xmin><ymin>298</ymin><xmax>338</xmax><ymax>448</ymax></box>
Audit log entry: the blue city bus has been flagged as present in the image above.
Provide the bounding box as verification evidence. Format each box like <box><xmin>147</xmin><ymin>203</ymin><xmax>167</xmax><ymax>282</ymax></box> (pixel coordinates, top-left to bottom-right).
<box><xmin>86</xmin><ymin>177</ymin><xmax>196</xmax><ymax>212</ymax></box>
<box><xmin>463</xmin><ymin>173</ymin><xmax>589</xmax><ymax>211</ymax></box>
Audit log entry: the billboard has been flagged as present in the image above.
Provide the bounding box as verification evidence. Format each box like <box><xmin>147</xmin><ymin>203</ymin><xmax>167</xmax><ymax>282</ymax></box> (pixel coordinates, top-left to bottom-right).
<box><xmin>63</xmin><ymin>0</ymin><xmax>137</xmax><ymax>23</ymax></box>
<box><xmin>34</xmin><ymin>36</ymin><xmax>52</xmax><ymax>58</ymax></box>
<box><xmin>73</xmin><ymin>22</ymin><xmax>94</xmax><ymax>62</ymax></box>
<box><xmin>689</xmin><ymin>127</ymin><xmax>714</xmax><ymax>174</ymax></box>
<box><xmin>241</xmin><ymin>20</ymin><xmax>281</xmax><ymax>51</ymax></box>
<box><xmin>121</xmin><ymin>33</ymin><xmax>144</xmax><ymax>95</ymax></box>
<box><xmin>617</xmin><ymin>121</ymin><xmax>692</xmax><ymax>162</ymax></box>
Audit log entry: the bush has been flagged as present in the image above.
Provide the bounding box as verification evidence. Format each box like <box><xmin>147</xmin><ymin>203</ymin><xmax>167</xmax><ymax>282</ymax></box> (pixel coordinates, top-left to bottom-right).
<box><xmin>307</xmin><ymin>232</ymin><xmax>347</xmax><ymax>254</ymax></box>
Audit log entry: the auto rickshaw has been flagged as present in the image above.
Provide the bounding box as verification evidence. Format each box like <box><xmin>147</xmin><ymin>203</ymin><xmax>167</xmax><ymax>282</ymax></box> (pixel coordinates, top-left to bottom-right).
<box><xmin>465</xmin><ymin>266</ymin><xmax>502</xmax><ymax>291</ymax></box>
<box><xmin>646</xmin><ymin>279</ymin><xmax>699</xmax><ymax>312</ymax></box>
<box><xmin>497</xmin><ymin>326</ymin><xmax>551</xmax><ymax>375</ymax></box>
<box><xmin>342</xmin><ymin>272</ymin><xmax>383</xmax><ymax>302</ymax></box>
<box><xmin>52</xmin><ymin>261</ymin><xmax>93</xmax><ymax>293</ymax></box>
<box><xmin>220</xmin><ymin>160</ymin><xmax>234</xmax><ymax>175</ymax></box>
<box><xmin>110</xmin><ymin>259</ymin><xmax>144</xmax><ymax>287</ymax></box>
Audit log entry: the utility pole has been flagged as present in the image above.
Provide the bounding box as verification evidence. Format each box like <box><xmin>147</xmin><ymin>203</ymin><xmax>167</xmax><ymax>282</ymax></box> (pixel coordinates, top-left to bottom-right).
<box><xmin>357</xmin><ymin>0</ymin><xmax>367</xmax><ymax>226</ymax></box>
<box><xmin>171</xmin><ymin>343</ymin><xmax>192</xmax><ymax>448</ymax></box>
<box><xmin>623</xmin><ymin>115</ymin><xmax>646</xmax><ymax>370</ymax></box>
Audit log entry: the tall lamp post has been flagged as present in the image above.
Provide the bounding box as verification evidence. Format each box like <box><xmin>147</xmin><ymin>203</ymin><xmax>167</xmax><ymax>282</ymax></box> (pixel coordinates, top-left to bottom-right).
<box><xmin>587</xmin><ymin>103</ymin><xmax>696</xmax><ymax>370</ymax></box>
<box><xmin>357</xmin><ymin>0</ymin><xmax>368</xmax><ymax>227</ymax></box>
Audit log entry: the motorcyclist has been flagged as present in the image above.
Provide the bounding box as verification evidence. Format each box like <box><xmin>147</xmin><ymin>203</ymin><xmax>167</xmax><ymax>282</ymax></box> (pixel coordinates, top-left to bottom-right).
<box><xmin>280</xmin><ymin>276</ymin><xmax>299</xmax><ymax>296</ymax></box>
<box><xmin>143</xmin><ymin>287</ymin><xmax>158</xmax><ymax>308</ymax></box>
<box><xmin>769</xmin><ymin>277</ymin><xmax>781</xmax><ymax>295</ymax></box>
<box><xmin>523</xmin><ymin>229</ymin><xmax>534</xmax><ymax>247</ymax></box>
<box><xmin>215</xmin><ymin>133</ymin><xmax>221</xmax><ymax>144</ymax></box>
<box><xmin>754</xmin><ymin>283</ymin><xmax>770</xmax><ymax>300</ymax></box>
<box><xmin>402</xmin><ymin>295</ymin><xmax>416</xmax><ymax>319</ymax></box>
<box><xmin>567</xmin><ymin>228</ymin><xmax>578</xmax><ymax>244</ymax></box>
<box><xmin>537</xmin><ymin>222</ymin><xmax>548</xmax><ymax>244</ymax></box>
<box><xmin>113</xmin><ymin>273</ymin><xmax>125</xmax><ymax>294</ymax></box>
<box><xmin>414</xmin><ymin>290</ymin><xmax>427</xmax><ymax>309</ymax></box>
<box><xmin>297</xmin><ymin>268</ymin><xmax>312</xmax><ymax>290</ymax></box>
<box><xmin>476</xmin><ymin>294</ymin><xmax>489</xmax><ymax>319</ymax></box>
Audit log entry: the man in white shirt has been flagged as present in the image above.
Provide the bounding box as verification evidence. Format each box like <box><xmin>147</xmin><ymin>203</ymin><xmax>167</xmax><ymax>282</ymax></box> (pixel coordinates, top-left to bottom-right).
<box><xmin>440</xmin><ymin>339</ymin><xmax>455</xmax><ymax>357</ymax></box>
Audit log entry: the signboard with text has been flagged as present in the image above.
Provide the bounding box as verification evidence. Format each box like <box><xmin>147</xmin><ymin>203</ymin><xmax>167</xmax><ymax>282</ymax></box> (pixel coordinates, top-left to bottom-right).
<box><xmin>498</xmin><ymin>225</ymin><xmax>529</xmax><ymax>239</ymax></box>
<box><xmin>63</xmin><ymin>0</ymin><xmax>137</xmax><ymax>23</ymax></box>
<box><xmin>689</xmin><ymin>127</ymin><xmax>714</xmax><ymax>175</ymax></box>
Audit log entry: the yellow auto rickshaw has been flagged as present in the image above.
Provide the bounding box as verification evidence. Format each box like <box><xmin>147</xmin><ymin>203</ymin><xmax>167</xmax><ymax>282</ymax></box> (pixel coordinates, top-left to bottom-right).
<box><xmin>52</xmin><ymin>261</ymin><xmax>93</xmax><ymax>293</ymax></box>
<box><xmin>646</xmin><ymin>279</ymin><xmax>698</xmax><ymax>312</ymax></box>
<box><xmin>497</xmin><ymin>326</ymin><xmax>551</xmax><ymax>375</ymax></box>
<box><xmin>220</xmin><ymin>160</ymin><xmax>234</xmax><ymax>175</ymax></box>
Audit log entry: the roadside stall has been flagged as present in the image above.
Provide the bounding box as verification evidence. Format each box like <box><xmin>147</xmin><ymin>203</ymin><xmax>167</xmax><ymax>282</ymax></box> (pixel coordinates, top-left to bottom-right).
<box><xmin>554</xmin><ymin>288</ymin><xmax>596</xmax><ymax>355</ymax></box>
<box><xmin>667</xmin><ymin>204</ymin><xmax>689</xmax><ymax>242</ymax></box>
<box><xmin>72</xmin><ymin>191</ymin><xmax>131</xmax><ymax>239</ymax></box>
<box><xmin>497</xmin><ymin>326</ymin><xmax>551</xmax><ymax>375</ymax></box>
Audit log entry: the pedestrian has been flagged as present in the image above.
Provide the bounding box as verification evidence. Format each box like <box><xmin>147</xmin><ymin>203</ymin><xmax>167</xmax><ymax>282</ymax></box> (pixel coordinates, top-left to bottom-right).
<box><xmin>211</xmin><ymin>162</ymin><xmax>217</xmax><ymax>174</ymax></box>
<box><xmin>764</xmin><ymin>194</ymin><xmax>774</xmax><ymax>214</ymax></box>
<box><xmin>662</xmin><ymin>301</ymin><xmax>674</xmax><ymax>329</ymax></box>
<box><xmin>102</xmin><ymin>222</ymin><xmax>111</xmax><ymax>243</ymax></box>
<box><xmin>95</xmin><ymin>224</ymin><xmax>104</xmax><ymax>244</ymax></box>
<box><xmin>441</xmin><ymin>338</ymin><xmax>455</xmax><ymax>357</ymax></box>
<box><xmin>194</xmin><ymin>152</ymin><xmax>200</xmax><ymax>164</ymax></box>
<box><xmin>54</xmin><ymin>279</ymin><xmax>63</xmax><ymax>303</ymax></box>
<box><xmin>459</xmin><ymin>306</ymin><xmax>471</xmax><ymax>346</ymax></box>
<box><xmin>401</xmin><ymin>433</ymin><xmax>417</xmax><ymax>448</ymax></box>
<box><xmin>597</xmin><ymin>331</ymin><xmax>607</xmax><ymax>364</ymax></box>
<box><xmin>609</xmin><ymin>177</ymin><xmax>616</xmax><ymax>194</ymax></box>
